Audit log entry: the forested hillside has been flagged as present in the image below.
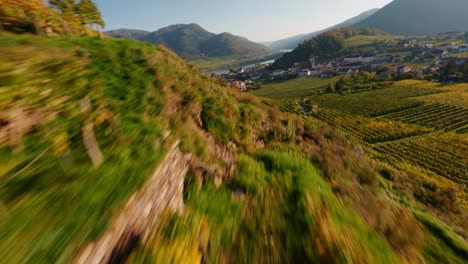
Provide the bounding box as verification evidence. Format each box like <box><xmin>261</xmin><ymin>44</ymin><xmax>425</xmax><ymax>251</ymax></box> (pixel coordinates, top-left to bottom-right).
<box><xmin>107</xmin><ymin>24</ymin><xmax>271</xmax><ymax>59</ymax></box>
<box><xmin>353</xmin><ymin>0</ymin><xmax>468</xmax><ymax>36</ymax></box>
<box><xmin>269</xmin><ymin>8</ymin><xmax>379</xmax><ymax>50</ymax></box>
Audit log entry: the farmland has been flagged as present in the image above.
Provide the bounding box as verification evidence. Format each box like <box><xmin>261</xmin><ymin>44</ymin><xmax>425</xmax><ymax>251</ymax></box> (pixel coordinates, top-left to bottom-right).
<box><xmin>373</xmin><ymin>134</ymin><xmax>468</xmax><ymax>185</ymax></box>
<box><xmin>382</xmin><ymin>104</ymin><xmax>468</xmax><ymax>132</ymax></box>
<box><xmin>252</xmin><ymin>77</ymin><xmax>338</xmax><ymax>99</ymax></box>
<box><xmin>253</xmin><ymin>79</ymin><xmax>468</xmax><ymax>246</ymax></box>
<box><xmin>306</xmin><ymin>81</ymin><xmax>444</xmax><ymax>116</ymax></box>
<box><xmin>310</xmin><ymin>108</ymin><xmax>431</xmax><ymax>143</ymax></box>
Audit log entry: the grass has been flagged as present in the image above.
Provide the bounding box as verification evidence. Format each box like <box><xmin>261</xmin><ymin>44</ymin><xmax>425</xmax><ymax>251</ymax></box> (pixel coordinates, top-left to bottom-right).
<box><xmin>253</xmin><ymin>77</ymin><xmax>338</xmax><ymax>99</ymax></box>
<box><xmin>0</xmin><ymin>33</ymin><xmax>193</xmax><ymax>262</ymax></box>
<box><xmin>130</xmin><ymin>151</ymin><xmax>400</xmax><ymax>263</ymax></box>
<box><xmin>2</xmin><ymin>32</ymin><xmax>467</xmax><ymax>264</ymax></box>
<box><xmin>414</xmin><ymin>211</ymin><xmax>468</xmax><ymax>263</ymax></box>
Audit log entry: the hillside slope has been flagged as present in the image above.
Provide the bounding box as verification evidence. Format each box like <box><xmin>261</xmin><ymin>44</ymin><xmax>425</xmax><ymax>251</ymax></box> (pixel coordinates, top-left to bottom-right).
<box><xmin>0</xmin><ymin>32</ymin><xmax>467</xmax><ymax>263</ymax></box>
<box><xmin>353</xmin><ymin>0</ymin><xmax>468</xmax><ymax>35</ymax></box>
<box><xmin>269</xmin><ymin>8</ymin><xmax>379</xmax><ymax>50</ymax></box>
<box><xmin>105</xmin><ymin>28</ymin><xmax>151</xmax><ymax>39</ymax></box>
<box><xmin>107</xmin><ymin>24</ymin><xmax>270</xmax><ymax>59</ymax></box>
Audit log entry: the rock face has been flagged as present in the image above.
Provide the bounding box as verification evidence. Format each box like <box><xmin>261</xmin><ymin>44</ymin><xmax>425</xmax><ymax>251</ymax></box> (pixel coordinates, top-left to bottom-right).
<box><xmin>74</xmin><ymin>142</ymin><xmax>190</xmax><ymax>264</ymax></box>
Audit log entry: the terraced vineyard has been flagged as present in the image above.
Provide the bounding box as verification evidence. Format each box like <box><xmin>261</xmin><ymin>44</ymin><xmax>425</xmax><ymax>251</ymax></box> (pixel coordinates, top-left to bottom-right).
<box><xmin>306</xmin><ymin>83</ymin><xmax>443</xmax><ymax>116</ymax></box>
<box><xmin>373</xmin><ymin>135</ymin><xmax>468</xmax><ymax>185</ymax></box>
<box><xmin>310</xmin><ymin>108</ymin><xmax>431</xmax><ymax>143</ymax></box>
<box><xmin>382</xmin><ymin>104</ymin><xmax>468</xmax><ymax>132</ymax></box>
<box><xmin>262</xmin><ymin>99</ymin><xmax>303</xmax><ymax>116</ymax></box>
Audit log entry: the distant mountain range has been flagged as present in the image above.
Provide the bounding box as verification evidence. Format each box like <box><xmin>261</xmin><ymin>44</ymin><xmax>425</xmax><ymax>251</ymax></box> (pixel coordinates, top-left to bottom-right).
<box><xmin>106</xmin><ymin>24</ymin><xmax>270</xmax><ymax>59</ymax></box>
<box><xmin>353</xmin><ymin>0</ymin><xmax>468</xmax><ymax>36</ymax></box>
<box><xmin>269</xmin><ymin>8</ymin><xmax>379</xmax><ymax>50</ymax></box>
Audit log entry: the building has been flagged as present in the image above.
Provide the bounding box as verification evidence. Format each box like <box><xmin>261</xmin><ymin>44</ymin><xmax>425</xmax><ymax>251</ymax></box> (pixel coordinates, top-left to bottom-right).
<box><xmin>229</xmin><ymin>81</ymin><xmax>246</xmax><ymax>91</ymax></box>
<box><xmin>398</xmin><ymin>65</ymin><xmax>412</xmax><ymax>74</ymax></box>
<box><xmin>433</xmin><ymin>50</ymin><xmax>448</xmax><ymax>58</ymax></box>
<box><xmin>438</xmin><ymin>42</ymin><xmax>458</xmax><ymax>50</ymax></box>
<box><xmin>458</xmin><ymin>44</ymin><xmax>468</xmax><ymax>53</ymax></box>
<box><xmin>344</xmin><ymin>56</ymin><xmax>376</xmax><ymax>64</ymax></box>
<box><xmin>298</xmin><ymin>69</ymin><xmax>311</xmax><ymax>78</ymax></box>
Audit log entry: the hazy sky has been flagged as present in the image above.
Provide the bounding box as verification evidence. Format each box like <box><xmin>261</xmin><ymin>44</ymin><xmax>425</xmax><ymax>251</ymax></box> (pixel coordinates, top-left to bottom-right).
<box><xmin>94</xmin><ymin>0</ymin><xmax>393</xmax><ymax>42</ymax></box>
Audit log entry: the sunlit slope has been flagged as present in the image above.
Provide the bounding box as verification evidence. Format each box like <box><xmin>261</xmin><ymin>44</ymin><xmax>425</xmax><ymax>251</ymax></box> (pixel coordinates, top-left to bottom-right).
<box><xmin>0</xmin><ymin>33</ymin><xmax>466</xmax><ymax>263</ymax></box>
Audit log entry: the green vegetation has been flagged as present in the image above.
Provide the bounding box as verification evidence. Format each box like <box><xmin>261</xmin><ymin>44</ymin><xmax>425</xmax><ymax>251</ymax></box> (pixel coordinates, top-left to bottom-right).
<box><xmin>3</xmin><ymin>32</ymin><xmax>461</xmax><ymax>263</ymax></box>
<box><xmin>307</xmin><ymin>80</ymin><xmax>444</xmax><ymax>116</ymax></box>
<box><xmin>373</xmin><ymin>134</ymin><xmax>468</xmax><ymax>185</ymax></box>
<box><xmin>253</xmin><ymin>77</ymin><xmax>338</xmax><ymax>99</ymax></box>
<box><xmin>311</xmin><ymin>108</ymin><xmax>431</xmax><ymax>143</ymax></box>
<box><xmin>131</xmin><ymin>151</ymin><xmax>400</xmax><ymax>263</ymax></box>
<box><xmin>382</xmin><ymin>104</ymin><xmax>468</xmax><ymax>131</ymax></box>
<box><xmin>0</xmin><ymin>33</ymin><xmax>173</xmax><ymax>263</ymax></box>
<box><xmin>1</xmin><ymin>0</ymin><xmax>104</xmax><ymax>36</ymax></box>
<box><xmin>107</xmin><ymin>24</ymin><xmax>271</xmax><ymax>60</ymax></box>
<box><xmin>272</xmin><ymin>28</ymin><xmax>385</xmax><ymax>69</ymax></box>
<box><xmin>254</xmin><ymin>75</ymin><xmax>468</xmax><ymax>263</ymax></box>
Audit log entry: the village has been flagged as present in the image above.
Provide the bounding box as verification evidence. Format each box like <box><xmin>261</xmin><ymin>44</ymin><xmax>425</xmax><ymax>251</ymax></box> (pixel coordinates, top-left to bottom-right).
<box><xmin>222</xmin><ymin>34</ymin><xmax>468</xmax><ymax>91</ymax></box>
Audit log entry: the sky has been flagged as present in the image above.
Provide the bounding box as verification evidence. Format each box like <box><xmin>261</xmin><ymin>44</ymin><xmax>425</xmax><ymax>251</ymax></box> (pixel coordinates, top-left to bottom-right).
<box><xmin>94</xmin><ymin>0</ymin><xmax>394</xmax><ymax>42</ymax></box>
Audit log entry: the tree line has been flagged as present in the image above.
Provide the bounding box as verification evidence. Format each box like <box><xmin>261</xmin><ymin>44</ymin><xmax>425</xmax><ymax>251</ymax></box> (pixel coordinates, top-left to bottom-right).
<box><xmin>271</xmin><ymin>28</ymin><xmax>384</xmax><ymax>70</ymax></box>
<box><xmin>0</xmin><ymin>0</ymin><xmax>104</xmax><ymax>36</ymax></box>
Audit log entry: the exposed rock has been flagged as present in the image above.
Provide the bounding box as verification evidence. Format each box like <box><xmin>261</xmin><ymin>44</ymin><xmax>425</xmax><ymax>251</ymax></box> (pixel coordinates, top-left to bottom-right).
<box><xmin>82</xmin><ymin>123</ymin><xmax>104</xmax><ymax>167</ymax></box>
<box><xmin>74</xmin><ymin>142</ymin><xmax>190</xmax><ymax>264</ymax></box>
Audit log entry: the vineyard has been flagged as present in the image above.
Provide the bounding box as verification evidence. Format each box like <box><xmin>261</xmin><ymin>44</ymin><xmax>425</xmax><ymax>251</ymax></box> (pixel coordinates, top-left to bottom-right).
<box><xmin>381</xmin><ymin>103</ymin><xmax>468</xmax><ymax>132</ymax></box>
<box><xmin>306</xmin><ymin>82</ymin><xmax>443</xmax><ymax>116</ymax></box>
<box><xmin>310</xmin><ymin>108</ymin><xmax>431</xmax><ymax>143</ymax></box>
<box><xmin>262</xmin><ymin>99</ymin><xmax>304</xmax><ymax>116</ymax></box>
<box><xmin>254</xmin><ymin>77</ymin><xmax>337</xmax><ymax>99</ymax></box>
<box><xmin>256</xmin><ymin>78</ymin><xmax>468</xmax><ymax>254</ymax></box>
<box><xmin>373</xmin><ymin>134</ymin><xmax>468</xmax><ymax>185</ymax></box>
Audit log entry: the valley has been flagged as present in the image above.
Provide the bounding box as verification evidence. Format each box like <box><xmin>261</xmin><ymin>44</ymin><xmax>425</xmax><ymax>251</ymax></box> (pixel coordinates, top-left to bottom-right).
<box><xmin>255</xmin><ymin>78</ymin><xmax>468</xmax><ymax>238</ymax></box>
<box><xmin>1</xmin><ymin>0</ymin><xmax>467</xmax><ymax>263</ymax></box>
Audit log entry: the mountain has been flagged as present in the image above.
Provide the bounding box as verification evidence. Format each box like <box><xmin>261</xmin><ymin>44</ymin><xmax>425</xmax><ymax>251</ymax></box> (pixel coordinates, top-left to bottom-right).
<box><xmin>107</xmin><ymin>23</ymin><xmax>270</xmax><ymax>59</ymax></box>
<box><xmin>105</xmin><ymin>28</ymin><xmax>150</xmax><ymax>39</ymax></box>
<box><xmin>353</xmin><ymin>0</ymin><xmax>468</xmax><ymax>36</ymax></box>
<box><xmin>269</xmin><ymin>8</ymin><xmax>379</xmax><ymax>50</ymax></box>
<box><xmin>271</xmin><ymin>28</ymin><xmax>384</xmax><ymax>69</ymax></box>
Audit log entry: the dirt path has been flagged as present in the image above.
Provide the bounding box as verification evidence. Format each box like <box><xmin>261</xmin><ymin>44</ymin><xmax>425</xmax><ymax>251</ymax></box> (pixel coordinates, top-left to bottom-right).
<box><xmin>74</xmin><ymin>142</ymin><xmax>191</xmax><ymax>264</ymax></box>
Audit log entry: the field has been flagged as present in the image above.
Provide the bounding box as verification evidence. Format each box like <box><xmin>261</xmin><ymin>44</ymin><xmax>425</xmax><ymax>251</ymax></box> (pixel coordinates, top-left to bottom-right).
<box><xmin>382</xmin><ymin>104</ymin><xmax>468</xmax><ymax>132</ymax></box>
<box><xmin>310</xmin><ymin>108</ymin><xmax>431</xmax><ymax>143</ymax></box>
<box><xmin>253</xmin><ymin>78</ymin><xmax>468</xmax><ymax>254</ymax></box>
<box><xmin>307</xmin><ymin>80</ymin><xmax>444</xmax><ymax>116</ymax></box>
<box><xmin>373</xmin><ymin>134</ymin><xmax>468</xmax><ymax>185</ymax></box>
<box><xmin>253</xmin><ymin>77</ymin><xmax>338</xmax><ymax>99</ymax></box>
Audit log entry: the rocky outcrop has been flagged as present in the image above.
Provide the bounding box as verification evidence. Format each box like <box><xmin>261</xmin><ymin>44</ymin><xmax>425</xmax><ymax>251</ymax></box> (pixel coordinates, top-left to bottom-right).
<box><xmin>74</xmin><ymin>142</ymin><xmax>191</xmax><ymax>264</ymax></box>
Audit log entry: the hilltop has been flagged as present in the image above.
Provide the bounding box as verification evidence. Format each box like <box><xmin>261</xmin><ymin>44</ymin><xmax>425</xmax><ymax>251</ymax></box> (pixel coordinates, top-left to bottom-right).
<box><xmin>353</xmin><ymin>0</ymin><xmax>468</xmax><ymax>36</ymax></box>
<box><xmin>269</xmin><ymin>8</ymin><xmax>379</xmax><ymax>50</ymax></box>
<box><xmin>107</xmin><ymin>24</ymin><xmax>271</xmax><ymax>59</ymax></box>
<box><xmin>271</xmin><ymin>28</ymin><xmax>387</xmax><ymax>69</ymax></box>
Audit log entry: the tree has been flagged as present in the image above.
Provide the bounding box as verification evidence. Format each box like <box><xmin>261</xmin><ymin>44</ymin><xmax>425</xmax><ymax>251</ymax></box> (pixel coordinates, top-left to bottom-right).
<box><xmin>77</xmin><ymin>0</ymin><xmax>104</xmax><ymax>28</ymax></box>
<box><xmin>326</xmin><ymin>83</ymin><xmax>335</xmax><ymax>93</ymax></box>
<box><xmin>444</xmin><ymin>60</ymin><xmax>459</xmax><ymax>76</ymax></box>
<box><xmin>49</xmin><ymin>0</ymin><xmax>76</xmax><ymax>14</ymax></box>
